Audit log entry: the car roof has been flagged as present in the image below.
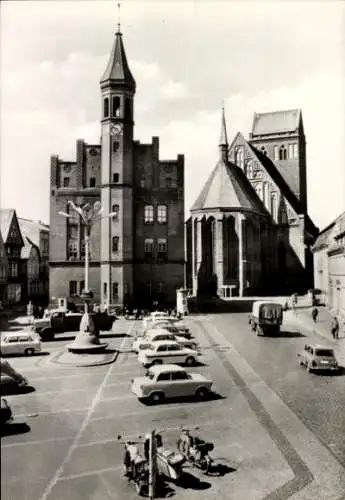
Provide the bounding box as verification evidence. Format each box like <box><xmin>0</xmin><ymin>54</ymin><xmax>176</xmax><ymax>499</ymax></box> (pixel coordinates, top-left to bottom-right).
<box><xmin>147</xmin><ymin>364</ymin><xmax>186</xmax><ymax>374</ymax></box>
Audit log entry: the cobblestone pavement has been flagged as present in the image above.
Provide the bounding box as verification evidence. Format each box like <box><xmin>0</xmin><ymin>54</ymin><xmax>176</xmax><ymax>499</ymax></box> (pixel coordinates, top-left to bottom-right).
<box><xmin>1</xmin><ymin>314</ymin><xmax>344</xmax><ymax>500</ymax></box>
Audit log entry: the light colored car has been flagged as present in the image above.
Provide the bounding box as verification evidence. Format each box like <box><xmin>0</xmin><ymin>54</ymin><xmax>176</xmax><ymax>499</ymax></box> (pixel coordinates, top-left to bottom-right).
<box><xmin>0</xmin><ymin>332</ymin><xmax>41</xmax><ymax>356</ymax></box>
<box><xmin>138</xmin><ymin>340</ymin><xmax>199</xmax><ymax>368</ymax></box>
<box><xmin>132</xmin><ymin>328</ymin><xmax>198</xmax><ymax>353</ymax></box>
<box><xmin>150</xmin><ymin>322</ymin><xmax>191</xmax><ymax>339</ymax></box>
<box><xmin>131</xmin><ymin>364</ymin><xmax>213</xmax><ymax>403</ymax></box>
<box><xmin>297</xmin><ymin>343</ymin><xmax>339</xmax><ymax>372</ymax></box>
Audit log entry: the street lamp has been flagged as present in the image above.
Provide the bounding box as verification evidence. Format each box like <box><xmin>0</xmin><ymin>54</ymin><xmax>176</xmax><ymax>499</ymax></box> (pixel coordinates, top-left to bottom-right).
<box><xmin>58</xmin><ymin>201</ymin><xmax>117</xmax><ymax>353</ymax></box>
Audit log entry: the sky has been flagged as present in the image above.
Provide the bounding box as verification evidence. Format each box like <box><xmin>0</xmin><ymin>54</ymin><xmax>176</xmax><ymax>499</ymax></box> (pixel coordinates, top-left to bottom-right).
<box><xmin>1</xmin><ymin>0</ymin><xmax>345</xmax><ymax>229</ymax></box>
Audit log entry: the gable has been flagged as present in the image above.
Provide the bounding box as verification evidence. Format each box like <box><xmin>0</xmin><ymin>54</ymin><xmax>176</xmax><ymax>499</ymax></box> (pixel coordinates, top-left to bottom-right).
<box><xmin>7</xmin><ymin>213</ymin><xmax>24</xmax><ymax>246</ymax></box>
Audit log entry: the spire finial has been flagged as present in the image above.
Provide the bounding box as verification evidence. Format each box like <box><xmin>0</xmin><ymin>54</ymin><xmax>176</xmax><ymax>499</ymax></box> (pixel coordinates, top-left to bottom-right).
<box><xmin>219</xmin><ymin>101</ymin><xmax>228</xmax><ymax>147</ymax></box>
<box><xmin>117</xmin><ymin>1</ymin><xmax>121</xmax><ymax>33</ymax></box>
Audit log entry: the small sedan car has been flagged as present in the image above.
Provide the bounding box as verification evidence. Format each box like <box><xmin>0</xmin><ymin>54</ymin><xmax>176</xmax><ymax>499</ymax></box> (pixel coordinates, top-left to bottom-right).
<box><xmin>0</xmin><ymin>332</ymin><xmax>41</xmax><ymax>356</ymax></box>
<box><xmin>138</xmin><ymin>341</ymin><xmax>200</xmax><ymax>368</ymax></box>
<box><xmin>132</xmin><ymin>328</ymin><xmax>198</xmax><ymax>353</ymax></box>
<box><xmin>298</xmin><ymin>343</ymin><xmax>339</xmax><ymax>373</ymax></box>
<box><xmin>131</xmin><ymin>364</ymin><xmax>213</xmax><ymax>404</ymax></box>
<box><xmin>151</xmin><ymin>322</ymin><xmax>191</xmax><ymax>339</ymax></box>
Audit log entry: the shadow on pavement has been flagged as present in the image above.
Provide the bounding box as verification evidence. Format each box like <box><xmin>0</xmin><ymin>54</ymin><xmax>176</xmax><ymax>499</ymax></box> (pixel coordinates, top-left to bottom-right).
<box><xmin>1</xmin><ymin>385</ymin><xmax>36</xmax><ymax>396</ymax></box>
<box><xmin>100</xmin><ymin>333</ymin><xmax>133</xmax><ymax>339</ymax></box>
<box><xmin>2</xmin><ymin>351</ymin><xmax>50</xmax><ymax>358</ymax></box>
<box><xmin>141</xmin><ymin>392</ymin><xmax>225</xmax><ymax>407</ymax></box>
<box><xmin>208</xmin><ymin>463</ymin><xmax>237</xmax><ymax>476</ymax></box>
<box><xmin>155</xmin><ymin>481</ymin><xmax>176</xmax><ymax>498</ymax></box>
<box><xmin>271</xmin><ymin>330</ymin><xmax>306</xmax><ymax>338</ymax></box>
<box><xmin>1</xmin><ymin>422</ymin><xmax>31</xmax><ymax>437</ymax></box>
<box><xmin>176</xmin><ymin>471</ymin><xmax>211</xmax><ymax>490</ymax></box>
<box><xmin>315</xmin><ymin>366</ymin><xmax>345</xmax><ymax>377</ymax></box>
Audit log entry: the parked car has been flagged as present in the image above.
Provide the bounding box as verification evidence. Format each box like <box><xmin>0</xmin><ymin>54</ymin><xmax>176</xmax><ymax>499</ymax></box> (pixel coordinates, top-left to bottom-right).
<box><xmin>138</xmin><ymin>341</ymin><xmax>200</xmax><ymax>368</ymax></box>
<box><xmin>0</xmin><ymin>332</ymin><xmax>41</xmax><ymax>356</ymax></box>
<box><xmin>131</xmin><ymin>364</ymin><xmax>213</xmax><ymax>403</ymax></box>
<box><xmin>33</xmin><ymin>310</ymin><xmax>115</xmax><ymax>341</ymax></box>
<box><xmin>0</xmin><ymin>398</ymin><xmax>13</xmax><ymax>425</ymax></box>
<box><xmin>0</xmin><ymin>360</ymin><xmax>28</xmax><ymax>387</ymax></box>
<box><xmin>151</xmin><ymin>321</ymin><xmax>192</xmax><ymax>339</ymax></box>
<box><xmin>297</xmin><ymin>344</ymin><xmax>339</xmax><ymax>373</ymax></box>
<box><xmin>132</xmin><ymin>328</ymin><xmax>198</xmax><ymax>353</ymax></box>
<box><xmin>249</xmin><ymin>301</ymin><xmax>283</xmax><ymax>336</ymax></box>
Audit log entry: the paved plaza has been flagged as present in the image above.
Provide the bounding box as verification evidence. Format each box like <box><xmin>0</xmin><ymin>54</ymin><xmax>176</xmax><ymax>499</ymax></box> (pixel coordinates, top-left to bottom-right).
<box><xmin>1</xmin><ymin>312</ymin><xmax>345</xmax><ymax>500</ymax></box>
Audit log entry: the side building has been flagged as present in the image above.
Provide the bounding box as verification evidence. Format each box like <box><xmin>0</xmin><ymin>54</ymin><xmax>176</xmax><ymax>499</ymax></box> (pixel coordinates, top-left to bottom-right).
<box><xmin>49</xmin><ymin>28</ymin><xmax>185</xmax><ymax>309</ymax></box>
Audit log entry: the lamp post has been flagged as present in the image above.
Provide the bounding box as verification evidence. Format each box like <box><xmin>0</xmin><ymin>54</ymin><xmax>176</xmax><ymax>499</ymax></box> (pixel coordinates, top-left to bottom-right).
<box><xmin>58</xmin><ymin>201</ymin><xmax>116</xmax><ymax>353</ymax></box>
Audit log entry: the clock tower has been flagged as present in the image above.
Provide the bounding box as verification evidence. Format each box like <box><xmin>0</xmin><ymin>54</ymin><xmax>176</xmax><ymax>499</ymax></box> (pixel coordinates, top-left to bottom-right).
<box><xmin>100</xmin><ymin>27</ymin><xmax>136</xmax><ymax>306</ymax></box>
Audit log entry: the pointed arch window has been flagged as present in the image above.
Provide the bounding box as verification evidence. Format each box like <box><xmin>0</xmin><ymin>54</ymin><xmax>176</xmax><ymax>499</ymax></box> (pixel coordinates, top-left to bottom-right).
<box><xmin>235</xmin><ymin>147</ymin><xmax>244</xmax><ymax>169</ymax></box>
<box><xmin>263</xmin><ymin>182</ymin><xmax>269</xmax><ymax>209</ymax></box>
<box><xmin>112</xmin><ymin>96</ymin><xmax>121</xmax><ymax>117</ymax></box>
<box><xmin>271</xmin><ymin>193</ymin><xmax>278</xmax><ymax>221</ymax></box>
<box><xmin>246</xmin><ymin>159</ymin><xmax>254</xmax><ymax>178</ymax></box>
<box><xmin>255</xmin><ymin>183</ymin><xmax>263</xmax><ymax>201</ymax></box>
<box><xmin>103</xmin><ymin>98</ymin><xmax>109</xmax><ymax>118</ymax></box>
<box><xmin>274</xmin><ymin>146</ymin><xmax>279</xmax><ymax>161</ymax></box>
<box><xmin>279</xmin><ymin>145</ymin><xmax>287</xmax><ymax>160</ymax></box>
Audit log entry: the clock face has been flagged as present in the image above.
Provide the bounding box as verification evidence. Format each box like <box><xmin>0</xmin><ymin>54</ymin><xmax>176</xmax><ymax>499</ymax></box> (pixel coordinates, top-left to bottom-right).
<box><xmin>110</xmin><ymin>123</ymin><xmax>123</xmax><ymax>136</ymax></box>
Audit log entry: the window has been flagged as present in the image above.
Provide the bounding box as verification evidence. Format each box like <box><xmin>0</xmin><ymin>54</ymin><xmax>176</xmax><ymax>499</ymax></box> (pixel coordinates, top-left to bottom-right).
<box><xmin>63</xmin><ymin>177</ymin><xmax>70</xmax><ymax>187</ymax></box>
<box><xmin>271</xmin><ymin>192</ymin><xmax>278</xmax><ymax>220</ymax></box>
<box><xmin>255</xmin><ymin>183</ymin><xmax>263</xmax><ymax>201</ymax></box>
<box><xmin>113</xmin><ymin>141</ymin><xmax>119</xmax><ymax>153</ymax></box>
<box><xmin>157</xmin><ymin>205</ymin><xmax>167</xmax><ymax>224</ymax></box>
<box><xmin>112</xmin><ymin>96</ymin><xmax>121</xmax><ymax>117</ymax></box>
<box><xmin>157</xmin><ymin>372</ymin><xmax>171</xmax><ymax>382</ymax></box>
<box><xmin>158</xmin><ymin>238</ymin><xmax>167</xmax><ymax>258</ymax></box>
<box><xmin>293</xmin><ymin>144</ymin><xmax>298</xmax><ymax>159</ymax></box>
<box><xmin>263</xmin><ymin>182</ymin><xmax>269</xmax><ymax>208</ymax></box>
<box><xmin>81</xmin><ymin>241</ymin><xmax>86</xmax><ymax>259</ymax></box>
<box><xmin>79</xmin><ymin>281</ymin><xmax>85</xmax><ymax>294</ymax></box>
<box><xmin>112</xmin><ymin>282</ymin><xmax>119</xmax><ymax>302</ymax></box>
<box><xmin>279</xmin><ymin>145</ymin><xmax>287</xmax><ymax>160</ymax></box>
<box><xmin>69</xmin><ymin>281</ymin><xmax>77</xmax><ymax>296</ymax></box>
<box><xmin>171</xmin><ymin>371</ymin><xmax>189</xmax><ymax>381</ymax></box>
<box><xmin>274</xmin><ymin>146</ymin><xmax>279</xmax><ymax>161</ymax></box>
<box><xmin>103</xmin><ymin>282</ymin><xmax>108</xmax><ymax>297</ymax></box>
<box><xmin>112</xmin><ymin>204</ymin><xmax>119</xmax><ymax>221</ymax></box>
<box><xmin>288</xmin><ymin>144</ymin><xmax>294</xmax><ymax>159</ymax></box>
<box><xmin>9</xmin><ymin>262</ymin><xmax>18</xmax><ymax>277</ymax></box>
<box><xmin>112</xmin><ymin>236</ymin><xmax>119</xmax><ymax>252</ymax></box>
<box><xmin>157</xmin><ymin>345</ymin><xmax>168</xmax><ymax>352</ymax></box>
<box><xmin>144</xmin><ymin>238</ymin><xmax>154</xmax><ymax>256</ymax></box>
<box><xmin>8</xmin><ymin>337</ymin><xmax>19</xmax><ymax>343</ymax></box>
<box><xmin>235</xmin><ymin>147</ymin><xmax>244</xmax><ymax>168</ymax></box>
<box><xmin>103</xmin><ymin>97</ymin><xmax>109</xmax><ymax>118</ymax></box>
<box><xmin>90</xmin><ymin>177</ymin><xmax>96</xmax><ymax>187</ymax></box>
<box><xmin>144</xmin><ymin>205</ymin><xmax>154</xmax><ymax>223</ymax></box>
<box><xmin>261</xmin><ymin>147</ymin><xmax>267</xmax><ymax>156</ymax></box>
<box><xmin>113</xmin><ymin>173</ymin><xmax>119</xmax><ymax>183</ymax></box>
<box><xmin>67</xmin><ymin>241</ymin><xmax>78</xmax><ymax>259</ymax></box>
<box><xmin>246</xmin><ymin>160</ymin><xmax>253</xmax><ymax>178</ymax></box>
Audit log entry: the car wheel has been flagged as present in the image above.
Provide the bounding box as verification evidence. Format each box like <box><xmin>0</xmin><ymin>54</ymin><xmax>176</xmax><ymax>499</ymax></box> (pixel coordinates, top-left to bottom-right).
<box><xmin>25</xmin><ymin>348</ymin><xmax>34</xmax><ymax>356</ymax></box>
<box><xmin>185</xmin><ymin>356</ymin><xmax>196</xmax><ymax>366</ymax></box>
<box><xmin>152</xmin><ymin>359</ymin><xmax>163</xmax><ymax>366</ymax></box>
<box><xmin>195</xmin><ymin>387</ymin><xmax>209</xmax><ymax>400</ymax></box>
<box><xmin>150</xmin><ymin>392</ymin><xmax>164</xmax><ymax>404</ymax></box>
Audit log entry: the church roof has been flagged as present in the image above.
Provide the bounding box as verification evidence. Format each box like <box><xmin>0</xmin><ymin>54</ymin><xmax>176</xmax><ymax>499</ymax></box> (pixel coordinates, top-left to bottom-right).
<box><xmin>191</xmin><ymin>159</ymin><xmax>267</xmax><ymax>215</ymax></box>
<box><xmin>100</xmin><ymin>31</ymin><xmax>136</xmax><ymax>88</ymax></box>
<box><xmin>251</xmin><ymin>109</ymin><xmax>301</xmax><ymax>136</ymax></box>
<box><xmin>18</xmin><ymin>218</ymin><xmax>49</xmax><ymax>248</ymax></box>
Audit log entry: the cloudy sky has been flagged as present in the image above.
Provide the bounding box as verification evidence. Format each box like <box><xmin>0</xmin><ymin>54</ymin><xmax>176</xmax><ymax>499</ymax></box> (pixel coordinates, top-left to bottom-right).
<box><xmin>1</xmin><ymin>0</ymin><xmax>344</xmax><ymax>229</ymax></box>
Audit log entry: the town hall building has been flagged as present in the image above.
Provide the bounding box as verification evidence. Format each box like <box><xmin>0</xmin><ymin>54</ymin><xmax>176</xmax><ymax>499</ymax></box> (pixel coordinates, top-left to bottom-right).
<box><xmin>49</xmin><ymin>27</ymin><xmax>185</xmax><ymax>309</ymax></box>
<box><xmin>186</xmin><ymin>108</ymin><xmax>319</xmax><ymax>298</ymax></box>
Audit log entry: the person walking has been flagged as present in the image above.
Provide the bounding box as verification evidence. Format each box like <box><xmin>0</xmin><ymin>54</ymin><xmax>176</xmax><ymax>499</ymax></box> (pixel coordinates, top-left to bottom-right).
<box><xmin>311</xmin><ymin>307</ymin><xmax>319</xmax><ymax>323</ymax></box>
<box><xmin>331</xmin><ymin>316</ymin><xmax>339</xmax><ymax>340</ymax></box>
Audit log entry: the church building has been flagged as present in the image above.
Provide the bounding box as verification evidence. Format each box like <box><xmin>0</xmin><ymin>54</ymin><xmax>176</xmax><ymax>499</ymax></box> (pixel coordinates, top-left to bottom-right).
<box><xmin>186</xmin><ymin>108</ymin><xmax>318</xmax><ymax>298</ymax></box>
<box><xmin>49</xmin><ymin>26</ymin><xmax>185</xmax><ymax>309</ymax></box>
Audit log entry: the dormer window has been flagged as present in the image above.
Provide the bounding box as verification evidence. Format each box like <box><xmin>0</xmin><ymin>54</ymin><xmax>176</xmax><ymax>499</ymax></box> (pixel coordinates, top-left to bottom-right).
<box><xmin>103</xmin><ymin>98</ymin><xmax>109</xmax><ymax>118</ymax></box>
<box><xmin>279</xmin><ymin>145</ymin><xmax>287</xmax><ymax>160</ymax></box>
<box><xmin>112</xmin><ymin>96</ymin><xmax>121</xmax><ymax>117</ymax></box>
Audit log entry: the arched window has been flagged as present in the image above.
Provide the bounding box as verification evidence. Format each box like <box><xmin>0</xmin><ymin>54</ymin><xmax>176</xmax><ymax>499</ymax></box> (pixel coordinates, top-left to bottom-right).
<box><xmin>279</xmin><ymin>145</ymin><xmax>287</xmax><ymax>160</ymax></box>
<box><xmin>144</xmin><ymin>238</ymin><xmax>154</xmax><ymax>256</ymax></box>
<box><xmin>103</xmin><ymin>98</ymin><xmax>109</xmax><ymax>118</ymax></box>
<box><xmin>112</xmin><ymin>96</ymin><xmax>121</xmax><ymax>117</ymax></box>
<box><xmin>112</xmin><ymin>236</ymin><xmax>119</xmax><ymax>252</ymax></box>
<box><xmin>144</xmin><ymin>205</ymin><xmax>154</xmax><ymax>223</ymax></box>
<box><xmin>271</xmin><ymin>193</ymin><xmax>278</xmax><ymax>221</ymax></box>
<box><xmin>157</xmin><ymin>205</ymin><xmax>167</xmax><ymax>224</ymax></box>
<box><xmin>235</xmin><ymin>147</ymin><xmax>244</xmax><ymax>169</ymax></box>
<box><xmin>157</xmin><ymin>238</ymin><xmax>167</xmax><ymax>258</ymax></box>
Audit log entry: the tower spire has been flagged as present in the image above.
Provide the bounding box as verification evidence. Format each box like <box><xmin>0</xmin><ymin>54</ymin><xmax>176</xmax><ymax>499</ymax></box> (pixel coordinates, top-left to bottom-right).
<box><xmin>117</xmin><ymin>1</ymin><xmax>121</xmax><ymax>33</ymax></box>
<box><xmin>219</xmin><ymin>102</ymin><xmax>229</xmax><ymax>162</ymax></box>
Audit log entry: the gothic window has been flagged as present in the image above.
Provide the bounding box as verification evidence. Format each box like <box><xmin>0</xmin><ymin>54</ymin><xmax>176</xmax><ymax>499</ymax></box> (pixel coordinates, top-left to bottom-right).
<box><xmin>125</xmin><ymin>98</ymin><xmax>132</xmax><ymax>120</ymax></box>
<box><xmin>112</xmin><ymin>282</ymin><xmax>119</xmax><ymax>302</ymax></box>
<box><xmin>288</xmin><ymin>144</ymin><xmax>293</xmax><ymax>159</ymax></box>
<box><xmin>260</xmin><ymin>146</ymin><xmax>267</xmax><ymax>156</ymax></box>
<box><xmin>274</xmin><ymin>146</ymin><xmax>279</xmax><ymax>161</ymax></box>
<box><xmin>112</xmin><ymin>204</ymin><xmax>119</xmax><ymax>221</ymax></box>
<box><xmin>263</xmin><ymin>182</ymin><xmax>269</xmax><ymax>209</ymax></box>
<box><xmin>69</xmin><ymin>281</ymin><xmax>77</xmax><ymax>296</ymax></box>
<box><xmin>112</xmin><ymin>96</ymin><xmax>121</xmax><ymax>117</ymax></box>
<box><xmin>63</xmin><ymin>177</ymin><xmax>70</xmax><ymax>187</ymax></box>
<box><xmin>293</xmin><ymin>144</ymin><xmax>298</xmax><ymax>159</ymax></box>
<box><xmin>113</xmin><ymin>173</ymin><xmax>119</xmax><ymax>183</ymax></box>
<box><xmin>157</xmin><ymin>205</ymin><xmax>167</xmax><ymax>224</ymax></box>
<box><xmin>112</xmin><ymin>236</ymin><xmax>119</xmax><ymax>252</ymax></box>
<box><xmin>144</xmin><ymin>205</ymin><xmax>154</xmax><ymax>223</ymax></box>
<box><xmin>255</xmin><ymin>183</ymin><xmax>263</xmax><ymax>201</ymax></box>
<box><xmin>113</xmin><ymin>141</ymin><xmax>119</xmax><ymax>153</ymax></box>
<box><xmin>157</xmin><ymin>238</ymin><xmax>167</xmax><ymax>259</ymax></box>
<box><xmin>246</xmin><ymin>160</ymin><xmax>254</xmax><ymax>178</ymax></box>
<box><xmin>279</xmin><ymin>145</ymin><xmax>287</xmax><ymax>160</ymax></box>
<box><xmin>235</xmin><ymin>147</ymin><xmax>244</xmax><ymax>169</ymax></box>
<box><xmin>103</xmin><ymin>98</ymin><xmax>109</xmax><ymax>118</ymax></box>
<box><xmin>90</xmin><ymin>177</ymin><xmax>96</xmax><ymax>187</ymax></box>
<box><xmin>271</xmin><ymin>192</ymin><xmax>278</xmax><ymax>221</ymax></box>
<box><xmin>144</xmin><ymin>238</ymin><xmax>154</xmax><ymax>256</ymax></box>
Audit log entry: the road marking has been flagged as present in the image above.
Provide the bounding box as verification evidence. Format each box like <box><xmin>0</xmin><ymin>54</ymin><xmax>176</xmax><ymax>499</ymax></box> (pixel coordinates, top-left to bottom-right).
<box><xmin>15</xmin><ymin>407</ymin><xmax>90</xmax><ymax>418</ymax></box>
<box><xmin>1</xmin><ymin>436</ymin><xmax>75</xmax><ymax>448</ymax></box>
<box><xmin>38</xmin><ymin>322</ymin><xmax>135</xmax><ymax>500</ymax></box>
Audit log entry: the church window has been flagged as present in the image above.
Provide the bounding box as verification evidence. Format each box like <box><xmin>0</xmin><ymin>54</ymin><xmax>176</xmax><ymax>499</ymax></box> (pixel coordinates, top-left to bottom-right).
<box><xmin>113</xmin><ymin>173</ymin><xmax>119</xmax><ymax>183</ymax></box>
<box><xmin>260</xmin><ymin>147</ymin><xmax>267</xmax><ymax>156</ymax></box>
<box><xmin>89</xmin><ymin>177</ymin><xmax>96</xmax><ymax>187</ymax></box>
<box><xmin>235</xmin><ymin>147</ymin><xmax>244</xmax><ymax>169</ymax></box>
<box><xmin>63</xmin><ymin>177</ymin><xmax>70</xmax><ymax>187</ymax></box>
<box><xmin>125</xmin><ymin>99</ymin><xmax>132</xmax><ymax>120</ymax></box>
<box><xmin>112</xmin><ymin>96</ymin><xmax>121</xmax><ymax>117</ymax></box>
<box><xmin>288</xmin><ymin>144</ymin><xmax>293</xmax><ymax>159</ymax></box>
<box><xmin>271</xmin><ymin>193</ymin><xmax>278</xmax><ymax>221</ymax></box>
<box><xmin>144</xmin><ymin>205</ymin><xmax>154</xmax><ymax>223</ymax></box>
<box><xmin>112</xmin><ymin>204</ymin><xmax>119</xmax><ymax>221</ymax></box>
<box><xmin>113</xmin><ymin>141</ymin><xmax>119</xmax><ymax>153</ymax></box>
<box><xmin>103</xmin><ymin>98</ymin><xmax>109</xmax><ymax>118</ymax></box>
<box><xmin>112</xmin><ymin>282</ymin><xmax>119</xmax><ymax>302</ymax></box>
<box><xmin>279</xmin><ymin>145</ymin><xmax>287</xmax><ymax>160</ymax></box>
<box><xmin>144</xmin><ymin>238</ymin><xmax>154</xmax><ymax>256</ymax></box>
<box><xmin>157</xmin><ymin>205</ymin><xmax>167</xmax><ymax>224</ymax></box>
<box><xmin>112</xmin><ymin>236</ymin><xmax>119</xmax><ymax>252</ymax></box>
<box><xmin>293</xmin><ymin>143</ymin><xmax>298</xmax><ymax>159</ymax></box>
<box><xmin>274</xmin><ymin>146</ymin><xmax>279</xmax><ymax>161</ymax></box>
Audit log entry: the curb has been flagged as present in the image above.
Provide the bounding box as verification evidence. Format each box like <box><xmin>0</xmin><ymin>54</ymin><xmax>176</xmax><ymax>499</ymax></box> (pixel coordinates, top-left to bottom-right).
<box><xmin>48</xmin><ymin>349</ymin><xmax>119</xmax><ymax>367</ymax></box>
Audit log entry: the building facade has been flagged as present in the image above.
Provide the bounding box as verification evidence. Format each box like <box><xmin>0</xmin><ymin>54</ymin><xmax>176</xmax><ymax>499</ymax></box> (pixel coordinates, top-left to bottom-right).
<box><xmin>312</xmin><ymin>212</ymin><xmax>345</xmax><ymax>316</ymax></box>
<box><xmin>0</xmin><ymin>230</ymin><xmax>8</xmax><ymax>305</ymax></box>
<box><xmin>20</xmin><ymin>237</ymin><xmax>41</xmax><ymax>302</ymax></box>
<box><xmin>0</xmin><ymin>209</ymin><xmax>24</xmax><ymax>304</ymax></box>
<box><xmin>49</xmin><ymin>28</ymin><xmax>185</xmax><ymax>309</ymax></box>
<box><xmin>187</xmin><ymin>108</ymin><xmax>318</xmax><ymax>298</ymax></box>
